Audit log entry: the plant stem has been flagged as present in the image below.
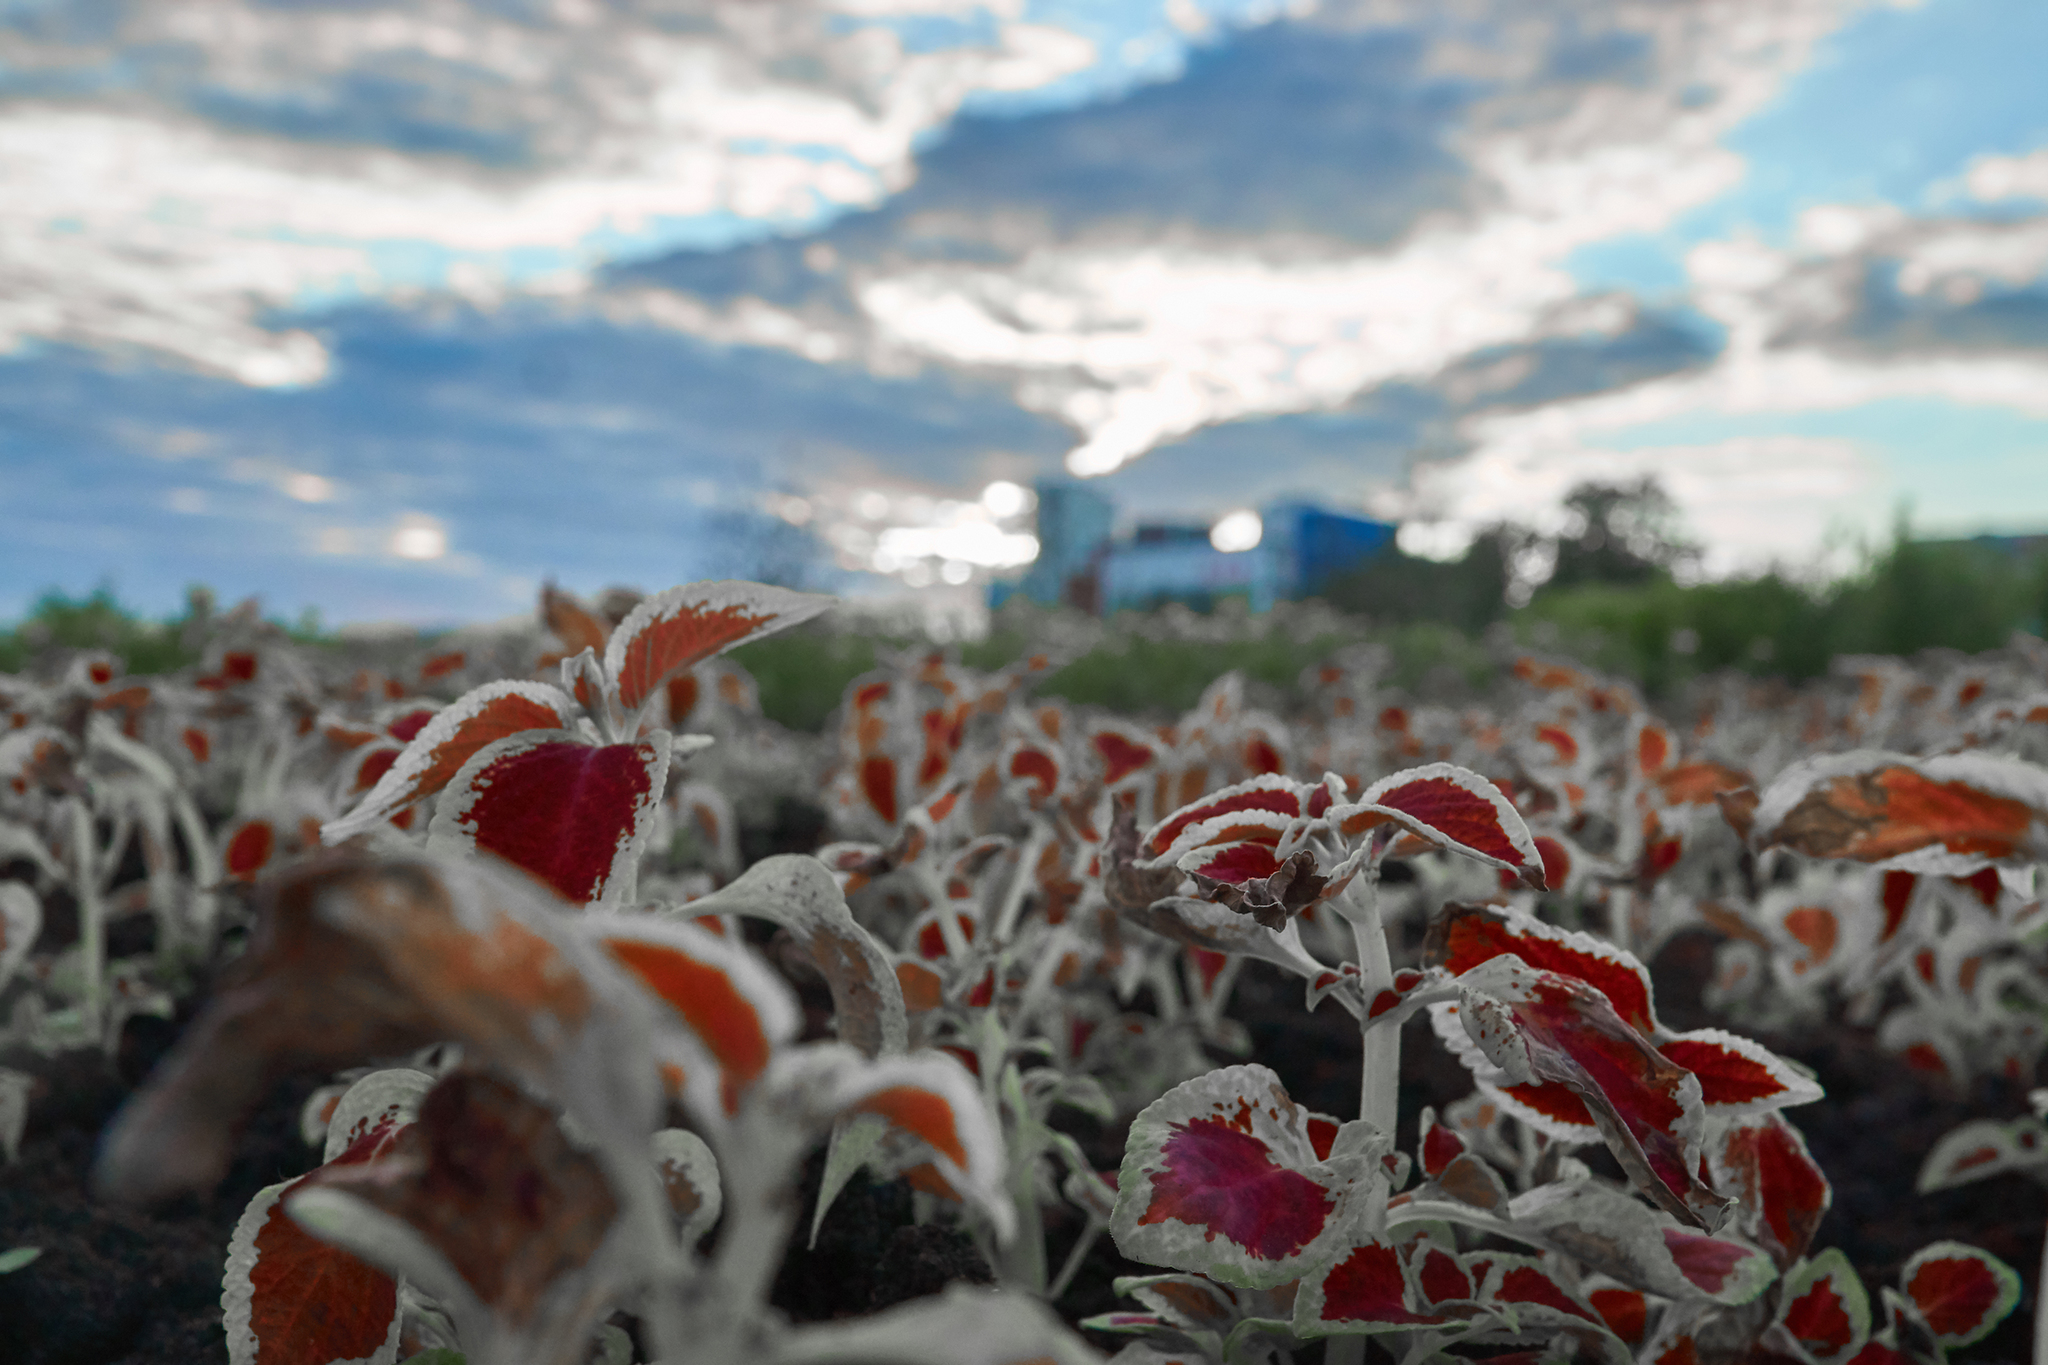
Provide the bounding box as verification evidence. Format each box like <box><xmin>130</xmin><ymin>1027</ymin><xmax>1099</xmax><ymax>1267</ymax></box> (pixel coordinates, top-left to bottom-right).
<box><xmin>69</xmin><ymin>799</ymin><xmax>105</xmax><ymax>1047</ymax></box>
<box><xmin>1045</xmin><ymin>1220</ymin><xmax>1100</xmax><ymax>1303</ymax></box>
<box><xmin>1339</xmin><ymin>869</ymin><xmax>1398</xmax><ymax>1135</ymax></box>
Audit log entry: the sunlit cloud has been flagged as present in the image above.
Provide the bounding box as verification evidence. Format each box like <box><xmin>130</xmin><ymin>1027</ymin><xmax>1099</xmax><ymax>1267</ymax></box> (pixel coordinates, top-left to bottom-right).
<box><xmin>0</xmin><ymin>0</ymin><xmax>1286</xmax><ymax>382</ymax></box>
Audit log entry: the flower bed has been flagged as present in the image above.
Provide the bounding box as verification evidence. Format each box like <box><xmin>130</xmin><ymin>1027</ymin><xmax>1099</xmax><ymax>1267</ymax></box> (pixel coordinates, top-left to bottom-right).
<box><xmin>1</xmin><ymin>581</ymin><xmax>2042</xmax><ymax>1364</ymax></box>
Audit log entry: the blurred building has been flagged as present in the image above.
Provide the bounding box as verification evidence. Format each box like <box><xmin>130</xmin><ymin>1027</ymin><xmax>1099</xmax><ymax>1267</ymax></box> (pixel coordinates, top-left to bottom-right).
<box><xmin>994</xmin><ymin>482</ymin><xmax>1395</xmax><ymax>614</ymax></box>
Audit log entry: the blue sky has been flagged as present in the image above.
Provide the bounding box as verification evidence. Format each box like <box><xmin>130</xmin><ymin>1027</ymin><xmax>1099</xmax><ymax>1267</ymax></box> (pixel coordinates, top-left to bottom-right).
<box><xmin>2</xmin><ymin>0</ymin><xmax>2046</xmax><ymax>624</ymax></box>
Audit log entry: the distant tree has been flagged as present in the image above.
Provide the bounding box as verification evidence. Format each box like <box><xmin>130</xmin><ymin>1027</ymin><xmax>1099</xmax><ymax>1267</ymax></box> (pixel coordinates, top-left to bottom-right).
<box><xmin>1544</xmin><ymin>477</ymin><xmax>1700</xmax><ymax>592</ymax></box>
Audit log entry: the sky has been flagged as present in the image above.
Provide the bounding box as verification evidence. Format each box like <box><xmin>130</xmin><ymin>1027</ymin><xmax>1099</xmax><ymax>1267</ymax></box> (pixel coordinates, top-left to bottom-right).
<box><xmin>2</xmin><ymin>0</ymin><xmax>2047</xmax><ymax>625</ymax></box>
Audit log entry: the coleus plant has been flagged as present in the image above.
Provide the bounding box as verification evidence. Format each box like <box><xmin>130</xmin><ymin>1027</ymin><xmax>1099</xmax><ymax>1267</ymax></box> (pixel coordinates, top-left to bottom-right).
<box><xmin>5</xmin><ymin>579</ymin><xmax>2038</xmax><ymax>1358</ymax></box>
<box><xmin>97</xmin><ymin>844</ymin><xmax>1097</xmax><ymax>1365</ymax></box>
<box><xmin>322</xmin><ymin>581</ymin><xmax>833</xmax><ymax>907</ymax></box>
<box><xmin>1091</xmin><ymin>750</ymin><xmax>2026</xmax><ymax>1363</ymax></box>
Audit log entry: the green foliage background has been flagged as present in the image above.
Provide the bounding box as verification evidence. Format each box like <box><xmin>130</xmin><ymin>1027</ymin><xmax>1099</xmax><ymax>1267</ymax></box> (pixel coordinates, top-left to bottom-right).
<box><xmin>8</xmin><ymin>514</ymin><xmax>2046</xmax><ymax>732</ymax></box>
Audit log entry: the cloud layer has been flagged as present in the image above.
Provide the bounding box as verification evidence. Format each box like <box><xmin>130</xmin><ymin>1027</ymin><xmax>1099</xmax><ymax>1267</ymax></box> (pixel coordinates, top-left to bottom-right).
<box><xmin>3</xmin><ymin>0</ymin><xmax>2047</xmax><ymax>619</ymax></box>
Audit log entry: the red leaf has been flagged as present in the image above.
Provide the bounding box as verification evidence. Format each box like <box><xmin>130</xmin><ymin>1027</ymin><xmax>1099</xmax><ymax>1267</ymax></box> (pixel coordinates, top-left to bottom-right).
<box><xmin>1420</xmin><ymin>1116</ymin><xmax>1466</xmax><ymax>1178</ymax></box>
<box><xmin>385</xmin><ymin>708</ymin><xmax>436</xmax><ymax>743</ymax></box>
<box><xmin>1428</xmin><ymin>901</ymin><xmax>1657</xmax><ymax>1033</ymax></box>
<box><xmin>1490</xmin><ymin>1261</ymin><xmax>1597</xmax><ymax>1322</ymax></box>
<box><xmin>1658</xmin><ymin>1030</ymin><xmax>1821</xmax><ymax>1115</ymax></box>
<box><xmin>1092</xmin><ymin>728</ymin><xmax>1155</xmax><ymax>786</ymax></box>
<box><xmin>1144</xmin><ymin>775</ymin><xmax>1317</xmax><ymax>860</ymax></box>
<box><xmin>1777</xmin><ymin>1250</ymin><xmax>1869</xmax><ymax>1365</ymax></box>
<box><xmin>1710</xmin><ymin>1114</ymin><xmax>1830</xmax><ymax>1267</ymax></box>
<box><xmin>1313</xmin><ymin>1241</ymin><xmax>1445</xmax><ymax>1326</ymax></box>
<box><xmin>861</xmin><ymin>755</ymin><xmax>900</xmax><ymax>824</ymax></box>
<box><xmin>1637</xmin><ymin>723</ymin><xmax>1671</xmax><ymax>775</ymax></box>
<box><xmin>1589</xmin><ymin>1287</ymin><xmax>1648</xmax><ymax>1344</ymax></box>
<box><xmin>1115</xmin><ymin>1064</ymin><xmax>1365</xmax><ymax>1288</ymax></box>
<box><xmin>1754</xmin><ymin>751</ymin><xmax>2048</xmax><ymax>870</ymax></box>
<box><xmin>431</xmin><ymin>733</ymin><xmax>670</xmax><ymax>907</ymax></box>
<box><xmin>1900</xmin><ymin>1242</ymin><xmax>2022</xmax><ymax>1347</ymax></box>
<box><xmin>1333</xmin><ymin>763</ymin><xmax>1543</xmax><ymax>885</ymax></box>
<box><xmin>1430</xmin><ymin>959</ymin><xmax>1726</xmax><ymax>1227</ymax></box>
<box><xmin>1880</xmin><ymin>871</ymin><xmax>1917</xmax><ymax>941</ymax></box>
<box><xmin>224</xmin><ymin>820</ymin><xmax>276</xmax><ymax>883</ymax></box>
<box><xmin>1660</xmin><ymin>1228</ymin><xmax>1755</xmax><ymax>1296</ymax></box>
<box><xmin>324</xmin><ymin>682</ymin><xmax>578</xmax><ymax>841</ymax></box>
<box><xmin>1413</xmin><ymin>1244</ymin><xmax>1473</xmax><ymax>1304</ymax></box>
<box><xmin>606</xmin><ymin>581</ymin><xmax>830</xmax><ymax>716</ymax></box>
<box><xmin>1186</xmin><ymin>841</ymin><xmax>1285</xmax><ymax>884</ymax></box>
<box><xmin>223</xmin><ymin>1123</ymin><xmax>407</xmax><ymax>1365</ymax></box>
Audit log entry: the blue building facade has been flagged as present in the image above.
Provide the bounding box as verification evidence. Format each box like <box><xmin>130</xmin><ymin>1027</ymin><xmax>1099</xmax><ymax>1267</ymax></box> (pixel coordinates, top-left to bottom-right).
<box><xmin>996</xmin><ymin>482</ymin><xmax>1395</xmax><ymax>614</ymax></box>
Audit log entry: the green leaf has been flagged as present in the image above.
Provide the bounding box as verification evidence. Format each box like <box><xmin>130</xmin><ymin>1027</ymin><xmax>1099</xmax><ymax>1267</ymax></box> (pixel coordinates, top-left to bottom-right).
<box><xmin>0</xmin><ymin>1246</ymin><xmax>41</xmax><ymax>1273</ymax></box>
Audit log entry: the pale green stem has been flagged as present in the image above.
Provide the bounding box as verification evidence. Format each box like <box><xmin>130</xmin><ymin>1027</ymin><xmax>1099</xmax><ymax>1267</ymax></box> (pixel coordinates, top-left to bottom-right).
<box><xmin>69</xmin><ymin>798</ymin><xmax>105</xmax><ymax>1047</ymax></box>
<box><xmin>992</xmin><ymin>820</ymin><xmax>1052</xmax><ymax>945</ymax></box>
<box><xmin>169</xmin><ymin>790</ymin><xmax>220</xmax><ymax>951</ymax></box>
<box><xmin>998</xmin><ymin>1145</ymin><xmax>1048</xmax><ymax>1293</ymax></box>
<box><xmin>1339</xmin><ymin>869</ymin><xmax>1398</xmax><ymax>1136</ymax></box>
<box><xmin>1324</xmin><ymin>868</ymin><xmax>1397</xmax><ymax>1365</ymax></box>
<box><xmin>1045</xmin><ymin>1220</ymin><xmax>1101</xmax><ymax>1304</ymax></box>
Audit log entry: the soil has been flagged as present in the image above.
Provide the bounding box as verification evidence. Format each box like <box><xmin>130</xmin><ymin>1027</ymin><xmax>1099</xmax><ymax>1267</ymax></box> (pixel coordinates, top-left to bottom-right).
<box><xmin>2</xmin><ymin>925</ymin><xmax>2038</xmax><ymax>1363</ymax></box>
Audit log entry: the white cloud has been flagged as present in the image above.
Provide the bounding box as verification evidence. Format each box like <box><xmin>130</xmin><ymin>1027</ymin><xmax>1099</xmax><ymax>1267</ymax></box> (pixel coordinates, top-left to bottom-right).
<box><xmin>0</xmin><ymin>0</ymin><xmax>1223</xmax><ymax>379</ymax></box>
<box><xmin>616</xmin><ymin>0</ymin><xmax>1862</xmax><ymax>480</ymax></box>
<box><xmin>1391</xmin><ymin>434</ymin><xmax>1880</xmax><ymax>575</ymax></box>
<box><xmin>390</xmin><ymin>514</ymin><xmax>450</xmax><ymax>561</ymax></box>
<box><xmin>1965</xmin><ymin>145</ymin><xmax>2048</xmax><ymax>204</ymax></box>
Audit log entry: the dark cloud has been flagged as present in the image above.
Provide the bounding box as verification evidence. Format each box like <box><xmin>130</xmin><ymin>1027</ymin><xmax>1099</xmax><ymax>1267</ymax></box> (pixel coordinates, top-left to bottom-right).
<box><xmin>0</xmin><ymin>302</ymin><xmax>1072</xmax><ymax>620</ymax></box>
<box><xmin>617</xmin><ymin>14</ymin><xmax>1484</xmax><ymax>311</ymax></box>
<box><xmin>1091</xmin><ymin>305</ymin><xmax>1720</xmax><ymax>518</ymax></box>
<box><xmin>1799</xmin><ymin>269</ymin><xmax>2048</xmax><ymax>356</ymax></box>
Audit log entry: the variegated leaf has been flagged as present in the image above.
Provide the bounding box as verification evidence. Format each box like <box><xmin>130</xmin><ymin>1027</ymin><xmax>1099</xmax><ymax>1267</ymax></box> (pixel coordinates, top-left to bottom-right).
<box><xmin>592</xmin><ymin>916</ymin><xmax>801</xmax><ymax>1119</ymax></box>
<box><xmin>1917</xmin><ymin>1115</ymin><xmax>2048</xmax><ymax>1192</ymax></box>
<box><xmin>669</xmin><ymin>853</ymin><xmax>906</xmax><ymax>1056</ymax></box>
<box><xmin>1753</xmin><ymin>750</ymin><xmax>2048</xmax><ymax>873</ymax></box>
<box><xmin>1112</xmin><ymin>1064</ymin><xmax>1381</xmax><ymax>1289</ymax></box>
<box><xmin>223</xmin><ymin>1117</ymin><xmax>410</xmax><ymax>1365</ymax></box>
<box><xmin>429</xmin><ymin>731</ymin><xmax>671</xmax><ymax>909</ymax></box>
<box><xmin>1331</xmin><ymin>764</ymin><xmax>1545</xmax><ymax>887</ymax></box>
<box><xmin>605</xmin><ymin>581</ymin><xmax>832</xmax><ymax>719</ymax></box>
<box><xmin>322</xmin><ymin>682</ymin><xmax>578</xmax><ymax>842</ymax></box>
<box><xmin>1897</xmin><ymin>1241</ymin><xmax>2021</xmax><ymax>1349</ymax></box>
<box><xmin>1775</xmin><ymin>1249</ymin><xmax>1870</xmax><ymax>1365</ymax></box>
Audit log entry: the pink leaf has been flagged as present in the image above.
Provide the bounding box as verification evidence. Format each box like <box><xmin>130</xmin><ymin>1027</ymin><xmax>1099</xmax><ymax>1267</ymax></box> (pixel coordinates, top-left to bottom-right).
<box><xmin>1113</xmin><ymin>1064</ymin><xmax>1375</xmax><ymax>1289</ymax></box>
